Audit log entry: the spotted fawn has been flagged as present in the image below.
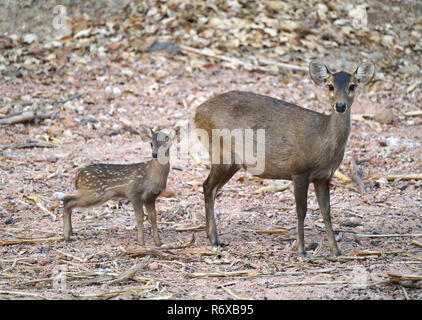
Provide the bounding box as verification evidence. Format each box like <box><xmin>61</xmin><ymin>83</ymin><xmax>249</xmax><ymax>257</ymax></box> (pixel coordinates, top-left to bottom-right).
<box><xmin>63</xmin><ymin>125</ymin><xmax>180</xmax><ymax>246</ymax></box>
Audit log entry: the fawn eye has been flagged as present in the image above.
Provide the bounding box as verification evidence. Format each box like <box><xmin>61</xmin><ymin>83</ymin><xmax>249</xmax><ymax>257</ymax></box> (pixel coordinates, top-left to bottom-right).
<box><xmin>328</xmin><ymin>84</ymin><xmax>334</xmax><ymax>92</ymax></box>
<box><xmin>349</xmin><ymin>84</ymin><xmax>356</xmax><ymax>92</ymax></box>
<box><xmin>150</xmin><ymin>142</ymin><xmax>153</xmax><ymax>147</ymax></box>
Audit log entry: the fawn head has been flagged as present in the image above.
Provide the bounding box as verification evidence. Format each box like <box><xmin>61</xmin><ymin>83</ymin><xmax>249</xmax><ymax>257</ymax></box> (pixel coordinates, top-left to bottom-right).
<box><xmin>139</xmin><ymin>125</ymin><xmax>181</xmax><ymax>163</ymax></box>
<box><xmin>309</xmin><ymin>61</ymin><xmax>375</xmax><ymax>113</ymax></box>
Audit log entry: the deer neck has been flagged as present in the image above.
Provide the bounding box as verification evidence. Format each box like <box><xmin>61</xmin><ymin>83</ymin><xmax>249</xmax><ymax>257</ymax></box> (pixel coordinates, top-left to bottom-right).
<box><xmin>326</xmin><ymin>108</ymin><xmax>351</xmax><ymax>152</ymax></box>
<box><xmin>147</xmin><ymin>157</ymin><xmax>170</xmax><ymax>181</ymax></box>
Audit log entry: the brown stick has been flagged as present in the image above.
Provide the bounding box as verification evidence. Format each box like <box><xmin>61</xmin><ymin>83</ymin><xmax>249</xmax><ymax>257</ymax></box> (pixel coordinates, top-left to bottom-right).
<box><xmin>388</xmin><ymin>272</ymin><xmax>422</xmax><ymax>281</ymax></box>
<box><xmin>160</xmin><ymin>233</ymin><xmax>195</xmax><ymax>249</ymax></box>
<box><xmin>0</xmin><ymin>109</ymin><xmax>58</xmax><ymax>125</ymax></box>
<box><xmin>180</xmin><ymin>44</ymin><xmax>308</xmax><ymax>73</ymax></box>
<box><xmin>108</xmin><ymin>257</ymin><xmax>150</xmax><ymax>285</ymax></box>
<box><xmin>0</xmin><ymin>141</ymin><xmax>56</xmax><ymax>149</ymax></box>
<box><xmin>0</xmin><ymin>237</ymin><xmax>63</xmax><ymax>246</ymax></box>
<box><xmin>126</xmin><ymin>235</ymin><xmax>194</xmax><ymax>258</ymax></box>
<box><xmin>356</xmin><ymin>233</ymin><xmax>422</xmax><ymax>238</ymax></box>
<box><xmin>0</xmin><ymin>290</ymin><xmax>50</xmax><ymax>300</ymax></box>
<box><xmin>243</xmin><ymin>227</ymin><xmax>288</xmax><ymax>234</ymax></box>
<box><xmin>411</xmin><ymin>240</ymin><xmax>422</xmax><ymax>248</ymax></box>
<box><xmin>277</xmin><ymin>280</ymin><xmax>349</xmax><ymax>286</ymax></box>
<box><xmin>370</xmin><ymin>174</ymin><xmax>422</xmax><ymax>181</ymax></box>
<box><xmin>255</xmin><ymin>181</ymin><xmax>292</xmax><ymax>193</ymax></box>
<box><xmin>333</xmin><ymin>170</ymin><xmax>352</xmax><ymax>183</ymax></box>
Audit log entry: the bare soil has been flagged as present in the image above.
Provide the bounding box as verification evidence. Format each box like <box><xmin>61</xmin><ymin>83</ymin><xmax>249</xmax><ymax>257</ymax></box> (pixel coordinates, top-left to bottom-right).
<box><xmin>0</xmin><ymin>0</ymin><xmax>421</xmax><ymax>300</ymax></box>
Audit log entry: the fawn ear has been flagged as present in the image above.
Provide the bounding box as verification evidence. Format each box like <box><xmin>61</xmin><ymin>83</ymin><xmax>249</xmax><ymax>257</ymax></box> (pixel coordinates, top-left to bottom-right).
<box><xmin>138</xmin><ymin>125</ymin><xmax>153</xmax><ymax>141</ymax></box>
<box><xmin>169</xmin><ymin>125</ymin><xmax>181</xmax><ymax>142</ymax></box>
<box><xmin>352</xmin><ymin>61</ymin><xmax>375</xmax><ymax>87</ymax></box>
<box><xmin>309</xmin><ymin>61</ymin><xmax>331</xmax><ymax>85</ymax></box>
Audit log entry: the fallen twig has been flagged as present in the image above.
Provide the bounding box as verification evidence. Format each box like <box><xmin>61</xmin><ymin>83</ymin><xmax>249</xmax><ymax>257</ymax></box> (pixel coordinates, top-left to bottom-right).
<box><xmin>411</xmin><ymin>240</ymin><xmax>422</xmax><ymax>248</ymax></box>
<box><xmin>0</xmin><ymin>93</ymin><xmax>83</xmax><ymax>125</ymax></box>
<box><xmin>333</xmin><ymin>170</ymin><xmax>352</xmax><ymax>183</ymax></box>
<box><xmin>160</xmin><ymin>233</ymin><xmax>195</xmax><ymax>249</ymax></box>
<box><xmin>125</xmin><ymin>247</ymin><xmax>173</xmax><ymax>259</ymax></box>
<box><xmin>185</xmin><ymin>249</ymin><xmax>220</xmax><ymax>255</ymax></box>
<box><xmin>0</xmin><ymin>290</ymin><xmax>50</xmax><ymax>300</ymax></box>
<box><xmin>23</xmin><ymin>194</ymin><xmax>56</xmax><ymax>220</ymax></box>
<box><xmin>74</xmin><ymin>285</ymin><xmax>156</xmax><ymax>299</ymax></box>
<box><xmin>351</xmin><ymin>250</ymin><xmax>403</xmax><ymax>257</ymax></box>
<box><xmin>184</xmin><ymin>270</ymin><xmax>264</xmax><ymax>279</ymax></box>
<box><xmin>387</xmin><ymin>272</ymin><xmax>422</xmax><ymax>289</ymax></box>
<box><xmin>108</xmin><ymin>257</ymin><xmax>150</xmax><ymax>285</ymax></box>
<box><xmin>243</xmin><ymin>227</ymin><xmax>288</xmax><ymax>234</ymax></box>
<box><xmin>0</xmin><ymin>108</ymin><xmax>59</xmax><ymax>125</ymax></box>
<box><xmin>55</xmin><ymin>249</ymin><xmax>87</xmax><ymax>262</ymax></box>
<box><xmin>255</xmin><ymin>181</ymin><xmax>292</xmax><ymax>193</ymax></box>
<box><xmin>221</xmin><ymin>286</ymin><xmax>249</xmax><ymax>300</ymax></box>
<box><xmin>126</xmin><ymin>235</ymin><xmax>194</xmax><ymax>258</ymax></box>
<box><xmin>0</xmin><ymin>141</ymin><xmax>56</xmax><ymax>149</ymax></box>
<box><xmin>356</xmin><ymin>233</ymin><xmax>422</xmax><ymax>238</ymax></box>
<box><xmin>370</xmin><ymin>174</ymin><xmax>422</xmax><ymax>181</ymax></box>
<box><xmin>276</xmin><ymin>280</ymin><xmax>348</xmax><ymax>286</ymax></box>
<box><xmin>175</xmin><ymin>225</ymin><xmax>205</xmax><ymax>232</ymax></box>
<box><xmin>0</xmin><ymin>237</ymin><xmax>63</xmax><ymax>246</ymax></box>
<box><xmin>401</xmin><ymin>110</ymin><xmax>422</xmax><ymax>117</ymax></box>
<box><xmin>180</xmin><ymin>44</ymin><xmax>307</xmax><ymax>74</ymax></box>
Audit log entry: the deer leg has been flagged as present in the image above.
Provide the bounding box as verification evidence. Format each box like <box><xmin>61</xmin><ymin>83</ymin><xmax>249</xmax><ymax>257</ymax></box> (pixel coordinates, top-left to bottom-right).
<box><xmin>131</xmin><ymin>197</ymin><xmax>145</xmax><ymax>246</ymax></box>
<box><xmin>203</xmin><ymin>163</ymin><xmax>240</xmax><ymax>248</ymax></box>
<box><xmin>144</xmin><ymin>199</ymin><xmax>162</xmax><ymax>247</ymax></box>
<box><xmin>62</xmin><ymin>193</ymin><xmax>105</xmax><ymax>242</ymax></box>
<box><xmin>63</xmin><ymin>205</ymin><xmax>73</xmax><ymax>242</ymax></box>
<box><xmin>292</xmin><ymin>175</ymin><xmax>309</xmax><ymax>257</ymax></box>
<box><xmin>314</xmin><ymin>179</ymin><xmax>341</xmax><ymax>256</ymax></box>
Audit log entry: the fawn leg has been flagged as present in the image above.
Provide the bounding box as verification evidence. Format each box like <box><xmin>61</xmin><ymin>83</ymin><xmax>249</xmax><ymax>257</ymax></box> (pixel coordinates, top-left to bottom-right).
<box><xmin>63</xmin><ymin>206</ymin><xmax>73</xmax><ymax>242</ymax></box>
<box><xmin>314</xmin><ymin>179</ymin><xmax>341</xmax><ymax>256</ymax></box>
<box><xmin>292</xmin><ymin>174</ymin><xmax>309</xmax><ymax>257</ymax></box>
<box><xmin>144</xmin><ymin>199</ymin><xmax>162</xmax><ymax>247</ymax></box>
<box><xmin>131</xmin><ymin>197</ymin><xmax>145</xmax><ymax>246</ymax></box>
<box><xmin>62</xmin><ymin>193</ymin><xmax>106</xmax><ymax>242</ymax></box>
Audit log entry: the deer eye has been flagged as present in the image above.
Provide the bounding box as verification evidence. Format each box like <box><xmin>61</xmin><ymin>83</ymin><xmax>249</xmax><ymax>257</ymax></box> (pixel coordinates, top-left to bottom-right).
<box><xmin>349</xmin><ymin>84</ymin><xmax>356</xmax><ymax>92</ymax></box>
<box><xmin>150</xmin><ymin>142</ymin><xmax>153</xmax><ymax>147</ymax></box>
<box><xmin>328</xmin><ymin>84</ymin><xmax>334</xmax><ymax>92</ymax></box>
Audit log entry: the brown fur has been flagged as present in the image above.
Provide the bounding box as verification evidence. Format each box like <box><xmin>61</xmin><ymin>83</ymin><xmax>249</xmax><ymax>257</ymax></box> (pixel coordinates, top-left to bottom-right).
<box><xmin>194</xmin><ymin>61</ymin><xmax>374</xmax><ymax>257</ymax></box>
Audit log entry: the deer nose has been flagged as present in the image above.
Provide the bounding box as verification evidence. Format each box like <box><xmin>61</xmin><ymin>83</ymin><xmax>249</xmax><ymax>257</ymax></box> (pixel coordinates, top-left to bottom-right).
<box><xmin>335</xmin><ymin>103</ymin><xmax>346</xmax><ymax>113</ymax></box>
<box><xmin>152</xmin><ymin>152</ymin><xmax>158</xmax><ymax>158</ymax></box>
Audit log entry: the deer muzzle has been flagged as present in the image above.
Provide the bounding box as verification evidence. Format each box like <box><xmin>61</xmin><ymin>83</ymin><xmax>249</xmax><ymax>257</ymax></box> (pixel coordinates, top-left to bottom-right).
<box><xmin>335</xmin><ymin>103</ymin><xmax>347</xmax><ymax>113</ymax></box>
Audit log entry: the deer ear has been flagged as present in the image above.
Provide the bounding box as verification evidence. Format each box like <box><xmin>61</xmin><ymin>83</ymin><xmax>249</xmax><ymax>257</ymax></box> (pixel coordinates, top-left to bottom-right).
<box><xmin>353</xmin><ymin>61</ymin><xmax>375</xmax><ymax>87</ymax></box>
<box><xmin>138</xmin><ymin>125</ymin><xmax>153</xmax><ymax>141</ymax></box>
<box><xmin>169</xmin><ymin>125</ymin><xmax>181</xmax><ymax>142</ymax></box>
<box><xmin>309</xmin><ymin>61</ymin><xmax>331</xmax><ymax>85</ymax></box>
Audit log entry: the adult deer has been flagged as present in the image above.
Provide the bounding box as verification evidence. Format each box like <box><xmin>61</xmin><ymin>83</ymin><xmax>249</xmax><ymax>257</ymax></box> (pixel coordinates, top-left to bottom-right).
<box><xmin>194</xmin><ymin>61</ymin><xmax>375</xmax><ymax>257</ymax></box>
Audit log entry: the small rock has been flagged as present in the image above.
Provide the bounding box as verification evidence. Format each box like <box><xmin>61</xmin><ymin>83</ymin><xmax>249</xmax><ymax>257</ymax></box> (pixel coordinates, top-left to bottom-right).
<box><xmin>105</xmin><ymin>86</ymin><xmax>113</xmax><ymax>96</ymax></box>
<box><xmin>374</xmin><ymin>108</ymin><xmax>394</xmax><ymax>124</ymax></box>
<box><xmin>54</xmin><ymin>192</ymin><xmax>66</xmax><ymax>200</ymax></box>
<box><xmin>63</xmin><ymin>115</ymin><xmax>76</xmax><ymax>128</ymax></box>
<box><xmin>37</xmin><ymin>257</ymin><xmax>49</xmax><ymax>266</ymax></box>
<box><xmin>381</xmin><ymin>35</ymin><xmax>394</xmax><ymax>47</ymax></box>
<box><xmin>5</xmin><ymin>217</ymin><xmax>15</xmax><ymax>225</ymax></box>
<box><xmin>160</xmin><ymin>188</ymin><xmax>177</xmax><ymax>198</ymax></box>
<box><xmin>112</xmin><ymin>87</ymin><xmax>121</xmax><ymax>96</ymax></box>
<box><xmin>149</xmin><ymin>41</ymin><xmax>181</xmax><ymax>55</ymax></box>
<box><xmin>25</xmin><ymin>258</ymin><xmax>37</xmax><ymax>264</ymax></box>
<box><xmin>23</xmin><ymin>33</ymin><xmax>38</xmax><ymax>44</ymax></box>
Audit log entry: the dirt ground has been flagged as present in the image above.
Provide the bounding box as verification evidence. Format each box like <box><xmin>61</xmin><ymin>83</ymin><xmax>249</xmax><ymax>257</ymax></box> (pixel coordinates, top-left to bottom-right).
<box><xmin>0</xmin><ymin>1</ymin><xmax>421</xmax><ymax>300</ymax></box>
